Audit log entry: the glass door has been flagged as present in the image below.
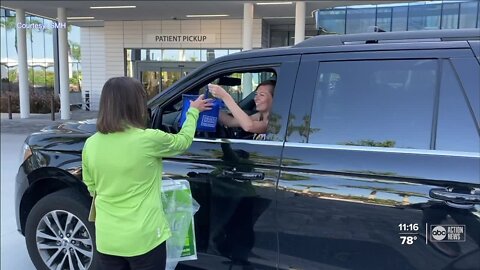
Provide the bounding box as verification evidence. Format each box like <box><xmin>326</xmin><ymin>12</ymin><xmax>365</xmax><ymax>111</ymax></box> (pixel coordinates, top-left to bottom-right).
<box><xmin>160</xmin><ymin>68</ymin><xmax>183</xmax><ymax>92</ymax></box>
<box><xmin>140</xmin><ymin>70</ymin><xmax>161</xmax><ymax>100</ymax></box>
<box><xmin>134</xmin><ymin>61</ymin><xmax>203</xmax><ymax>100</ymax></box>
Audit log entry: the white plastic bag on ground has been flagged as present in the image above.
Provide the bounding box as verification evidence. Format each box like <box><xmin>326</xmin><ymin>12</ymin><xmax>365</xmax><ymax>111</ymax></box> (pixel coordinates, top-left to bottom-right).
<box><xmin>161</xmin><ymin>179</ymin><xmax>199</xmax><ymax>270</ymax></box>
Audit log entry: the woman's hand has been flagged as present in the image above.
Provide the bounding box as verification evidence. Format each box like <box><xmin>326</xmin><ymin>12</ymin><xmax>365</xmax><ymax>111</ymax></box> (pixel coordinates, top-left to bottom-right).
<box><xmin>208</xmin><ymin>84</ymin><xmax>229</xmax><ymax>100</ymax></box>
<box><xmin>190</xmin><ymin>94</ymin><xmax>213</xmax><ymax>112</ymax></box>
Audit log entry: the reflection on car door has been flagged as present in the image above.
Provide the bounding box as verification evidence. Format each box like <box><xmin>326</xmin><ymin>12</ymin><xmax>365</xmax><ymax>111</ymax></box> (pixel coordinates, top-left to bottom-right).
<box><xmin>278</xmin><ymin>50</ymin><xmax>480</xmax><ymax>270</ymax></box>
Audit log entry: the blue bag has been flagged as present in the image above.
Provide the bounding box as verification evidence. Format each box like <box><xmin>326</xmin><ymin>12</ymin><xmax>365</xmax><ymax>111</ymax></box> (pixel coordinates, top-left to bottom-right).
<box><xmin>179</xmin><ymin>91</ymin><xmax>223</xmax><ymax>132</ymax></box>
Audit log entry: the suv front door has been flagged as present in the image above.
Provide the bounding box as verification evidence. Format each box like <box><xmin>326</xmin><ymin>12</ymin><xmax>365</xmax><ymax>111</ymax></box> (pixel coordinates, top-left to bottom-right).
<box><xmin>155</xmin><ymin>55</ymin><xmax>300</xmax><ymax>269</ymax></box>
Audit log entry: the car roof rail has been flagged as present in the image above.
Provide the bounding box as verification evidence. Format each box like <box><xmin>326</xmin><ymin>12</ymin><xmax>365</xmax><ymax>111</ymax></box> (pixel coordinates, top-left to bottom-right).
<box><xmin>293</xmin><ymin>28</ymin><xmax>480</xmax><ymax>48</ymax></box>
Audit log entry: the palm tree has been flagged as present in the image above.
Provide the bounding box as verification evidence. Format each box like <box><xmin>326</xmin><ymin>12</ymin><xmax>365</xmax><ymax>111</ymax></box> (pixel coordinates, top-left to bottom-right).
<box><xmin>1</xmin><ymin>16</ymin><xmax>18</xmax><ymax>53</ymax></box>
<box><xmin>1</xmin><ymin>16</ymin><xmax>46</xmax><ymax>54</ymax></box>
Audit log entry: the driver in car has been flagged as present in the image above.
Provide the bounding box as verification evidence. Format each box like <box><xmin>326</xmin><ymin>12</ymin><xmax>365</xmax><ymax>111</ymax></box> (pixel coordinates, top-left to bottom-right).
<box><xmin>208</xmin><ymin>80</ymin><xmax>275</xmax><ymax>140</ymax></box>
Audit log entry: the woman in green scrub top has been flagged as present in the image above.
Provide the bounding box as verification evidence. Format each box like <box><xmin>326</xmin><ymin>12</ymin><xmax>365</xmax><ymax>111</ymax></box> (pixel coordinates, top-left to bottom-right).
<box><xmin>82</xmin><ymin>77</ymin><xmax>212</xmax><ymax>270</ymax></box>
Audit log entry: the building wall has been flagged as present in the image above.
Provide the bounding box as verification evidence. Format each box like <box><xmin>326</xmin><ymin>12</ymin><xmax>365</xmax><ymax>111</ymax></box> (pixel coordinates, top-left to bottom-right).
<box><xmin>80</xmin><ymin>27</ymin><xmax>105</xmax><ymax>111</ymax></box>
<box><xmin>81</xmin><ymin>19</ymin><xmax>263</xmax><ymax>110</ymax></box>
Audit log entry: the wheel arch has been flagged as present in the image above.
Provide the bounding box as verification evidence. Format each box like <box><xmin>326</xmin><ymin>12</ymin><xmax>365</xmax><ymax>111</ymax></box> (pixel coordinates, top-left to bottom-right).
<box><xmin>19</xmin><ymin>167</ymin><xmax>90</xmax><ymax>234</ymax></box>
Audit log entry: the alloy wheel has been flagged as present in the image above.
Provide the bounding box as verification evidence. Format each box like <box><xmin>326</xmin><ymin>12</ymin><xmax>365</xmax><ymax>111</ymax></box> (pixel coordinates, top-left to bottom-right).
<box><xmin>35</xmin><ymin>210</ymin><xmax>93</xmax><ymax>270</ymax></box>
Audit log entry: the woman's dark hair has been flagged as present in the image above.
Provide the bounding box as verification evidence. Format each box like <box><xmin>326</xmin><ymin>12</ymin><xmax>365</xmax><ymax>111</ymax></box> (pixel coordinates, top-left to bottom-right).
<box><xmin>256</xmin><ymin>80</ymin><xmax>276</xmax><ymax>96</ymax></box>
<box><xmin>97</xmin><ymin>77</ymin><xmax>147</xmax><ymax>134</ymax></box>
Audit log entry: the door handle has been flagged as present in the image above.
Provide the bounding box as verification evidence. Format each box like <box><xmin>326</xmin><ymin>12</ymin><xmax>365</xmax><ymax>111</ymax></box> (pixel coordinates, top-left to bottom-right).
<box><xmin>222</xmin><ymin>169</ymin><xmax>265</xmax><ymax>181</ymax></box>
<box><xmin>429</xmin><ymin>188</ymin><xmax>480</xmax><ymax>205</ymax></box>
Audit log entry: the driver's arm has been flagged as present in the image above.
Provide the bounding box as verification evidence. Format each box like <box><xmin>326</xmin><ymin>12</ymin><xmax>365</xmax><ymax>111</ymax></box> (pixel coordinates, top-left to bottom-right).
<box><xmin>219</xmin><ymin>111</ymin><xmax>241</xmax><ymax>127</ymax></box>
<box><xmin>220</xmin><ymin>94</ymin><xmax>267</xmax><ymax>134</ymax></box>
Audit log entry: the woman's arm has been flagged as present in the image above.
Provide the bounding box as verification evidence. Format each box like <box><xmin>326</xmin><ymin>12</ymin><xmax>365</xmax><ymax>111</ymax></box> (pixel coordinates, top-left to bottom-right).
<box><xmin>219</xmin><ymin>111</ymin><xmax>240</xmax><ymax>127</ymax></box>
<box><xmin>209</xmin><ymin>84</ymin><xmax>268</xmax><ymax>134</ymax></box>
<box><xmin>149</xmin><ymin>95</ymin><xmax>213</xmax><ymax>157</ymax></box>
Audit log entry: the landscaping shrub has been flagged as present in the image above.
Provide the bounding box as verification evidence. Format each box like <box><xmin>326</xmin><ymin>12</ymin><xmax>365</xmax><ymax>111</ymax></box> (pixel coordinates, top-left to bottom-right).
<box><xmin>0</xmin><ymin>92</ymin><xmax>60</xmax><ymax>113</ymax></box>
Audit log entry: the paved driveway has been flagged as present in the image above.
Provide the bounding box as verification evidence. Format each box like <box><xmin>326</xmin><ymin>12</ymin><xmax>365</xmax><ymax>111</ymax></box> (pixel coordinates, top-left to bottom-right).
<box><xmin>1</xmin><ymin>133</ymin><xmax>36</xmax><ymax>270</ymax></box>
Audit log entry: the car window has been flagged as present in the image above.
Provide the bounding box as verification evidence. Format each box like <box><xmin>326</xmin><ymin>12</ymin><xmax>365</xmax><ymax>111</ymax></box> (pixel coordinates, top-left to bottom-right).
<box><xmin>308</xmin><ymin>59</ymin><xmax>437</xmax><ymax>149</ymax></box>
<box><xmin>436</xmin><ymin>60</ymin><xmax>480</xmax><ymax>152</ymax></box>
<box><xmin>196</xmin><ymin>70</ymin><xmax>276</xmax><ymax>139</ymax></box>
<box><xmin>157</xmin><ymin>69</ymin><xmax>277</xmax><ymax>140</ymax></box>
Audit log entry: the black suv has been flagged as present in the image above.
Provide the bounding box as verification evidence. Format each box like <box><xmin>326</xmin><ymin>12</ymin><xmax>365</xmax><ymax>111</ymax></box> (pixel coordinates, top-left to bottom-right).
<box><xmin>16</xmin><ymin>29</ymin><xmax>480</xmax><ymax>270</ymax></box>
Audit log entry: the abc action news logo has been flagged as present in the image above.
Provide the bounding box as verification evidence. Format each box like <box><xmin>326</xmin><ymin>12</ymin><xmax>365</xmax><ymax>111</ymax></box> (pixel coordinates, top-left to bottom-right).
<box><xmin>430</xmin><ymin>225</ymin><xmax>466</xmax><ymax>242</ymax></box>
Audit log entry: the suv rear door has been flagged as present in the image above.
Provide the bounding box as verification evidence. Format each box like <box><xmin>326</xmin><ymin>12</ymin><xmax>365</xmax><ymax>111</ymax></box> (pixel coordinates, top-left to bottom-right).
<box><xmin>156</xmin><ymin>55</ymin><xmax>300</xmax><ymax>269</ymax></box>
<box><xmin>278</xmin><ymin>45</ymin><xmax>480</xmax><ymax>270</ymax></box>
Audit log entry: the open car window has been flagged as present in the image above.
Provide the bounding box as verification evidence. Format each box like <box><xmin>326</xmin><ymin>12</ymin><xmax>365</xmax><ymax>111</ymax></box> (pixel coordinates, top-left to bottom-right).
<box><xmin>156</xmin><ymin>69</ymin><xmax>276</xmax><ymax>139</ymax></box>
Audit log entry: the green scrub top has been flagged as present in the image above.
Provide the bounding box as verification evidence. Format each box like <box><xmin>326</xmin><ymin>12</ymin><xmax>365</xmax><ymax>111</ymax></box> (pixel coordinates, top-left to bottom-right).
<box><xmin>82</xmin><ymin>107</ymin><xmax>199</xmax><ymax>256</ymax></box>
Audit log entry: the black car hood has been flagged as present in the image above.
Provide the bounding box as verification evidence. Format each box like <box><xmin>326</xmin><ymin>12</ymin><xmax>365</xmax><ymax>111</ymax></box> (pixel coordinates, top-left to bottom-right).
<box><xmin>26</xmin><ymin>119</ymin><xmax>97</xmax><ymax>152</ymax></box>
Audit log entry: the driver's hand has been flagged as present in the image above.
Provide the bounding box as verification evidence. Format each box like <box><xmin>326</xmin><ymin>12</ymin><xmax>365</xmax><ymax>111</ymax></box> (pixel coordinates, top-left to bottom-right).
<box><xmin>208</xmin><ymin>84</ymin><xmax>229</xmax><ymax>100</ymax></box>
<box><xmin>190</xmin><ymin>94</ymin><xmax>213</xmax><ymax>112</ymax></box>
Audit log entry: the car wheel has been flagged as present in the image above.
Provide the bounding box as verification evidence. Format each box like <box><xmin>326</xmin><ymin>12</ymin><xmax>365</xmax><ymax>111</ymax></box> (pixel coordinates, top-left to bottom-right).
<box><xmin>25</xmin><ymin>189</ymin><xmax>99</xmax><ymax>270</ymax></box>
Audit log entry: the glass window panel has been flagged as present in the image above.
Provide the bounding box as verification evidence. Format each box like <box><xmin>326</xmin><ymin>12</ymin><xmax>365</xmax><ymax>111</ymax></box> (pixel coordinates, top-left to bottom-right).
<box><xmin>1</xmin><ymin>17</ymin><xmax>8</xmax><ymax>60</ymax></box>
<box><xmin>442</xmin><ymin>3</ymin><xmax>460</xmax><ymax>29</ymax></box>
<box><xmin>270</xmin><ymin>30</ymin><xmax>289</xmax><ymax>47</ymax></box>
<box><xmin>228</xmin><ymin>49</ymin><xmax>240</xmax><ymax>54</ymax></box>
<box><xmin>70</xmin><ymin>62</ymin><xmax>81</xmax><ymax>92</ymax></box>
<box><xmin>70</xmin><ymin>44</ymin><xmax>81</xmax><ymax>64</ymax></box>
<box><xmin>199</xmin><ymin>50</ymin><xmax>207</xmax><ymax>61</ymax></box>
<box><xmin>31</xmin><ymin>17</ymin><xmax>45</xmax><ymax>60</ymax></box>
<box><xmin>1</xmin><ymin>64</ymin><xmax>8</xmax><ymax>80</ymax></box>
<box><xmin>26</xmin><ymin>16</ymin><xmax>33</xmax><ymax>60</ymax></box>
<box><xmin>309</xmin><ymin>59</ymin><xmax>437</xmax><ymax>149</ymax></box>
<box><xmin>32</xmin><ymin>66</ymin><xmax>46</xmax><ymax>90</ymax></box>
<box><xmin>436</xmin><ymin>60</ymin><xmax>479</xmax><ymax>152</ymax></box>
<box><xmin>184</xmin><ymin>50</ymin><xmax>201</xmax><ymax>61</ymax></box>
<box><xmin>2</xmin><ymin>65</ymin><xmax>16</xmax><ymax>91</ymax></box>
<box><xmin>46</xmin><ymin>66</ymin><xmax>54</xmax><ymax>90</ymax></box>
<box><xmin>377</xmin><ymin>7</ymin><xmax>392</xmax><ymax>32</ymax></box>
<box><xmin>131</xmin><ymin>49</ymin><xmax>142</xmax><ymax>61</ymax></box>
<box><xmin>459</xmin><ymin>1</ymin><xmax>478</xmax><ymax>28</ymax></box>
<box><xmin>141</xmin><ymin>70</ymin><xmax>160</xmax><ymax>99</ymax></box>
<box><xmin>288</xmin><ymin>31</ymin><xmax>295</xmax><ymax>46</ymax></box>
<box><xmin>392</xmin><ymin>6</ymin><xmax>408</xmax><ymax>31</ymax></box>
<box><xmin>68</xmin><ymin>25</ymin><xmax>81</xmax><ymax>45</ymax></box>
<box><xmin>126</xmin><ymin>49</ymin><xmax>133</xmax><ymax>77</ymax></box>
<box><xmin>316</xmin><ymin>9</ymin><xmax>346</xmax><ymax>34</ymax></box>
<box><xmin>346</xmin><ymin>7</ymin><xmax>376</xmax><ymax>34</ymax></box>
<box><xmin>8</xmin><ymin>66</ymin><xmax>18</xmax><ymax>83</ymax></box>
<box><xmin>44</xmin><ymin>18</ymin><xmax>54</xmax><ymax>60</ymax></box>
<box><xmin>162</xmin><ymin>49</ymin><xmax>180</xmax><ymax>61</ymax></box>
<box><xmin>206</xmin><ymin>49</ymin><xmax>216</xmax><ymax>61</ymax></box>
<box><xmin>408</xmin><ymin>3</ymin><xmax>441</xmax><ymax>30</ymax></box>
<box><xmin>5</xmin><ymin>16</ymin><xmax>17</xmax><ymax>60</ymax></box>
<box><xmin>126</xmin><ymin>49</ymin><xmax>132</xmax><ymax>61</ymax></box>
<box><xmin>141</xmin><ymin>49</ymin><xmax>147</xmax><ymax>60</ymax></box>
<box><xmin>7</xmin><ymin>10</ymin><xmax>16</xmax><ymax>17</ymax></box>
<box><xmin>148</xmin><ymin>49</ymin><xmax>161</xmax><ymax>61</ymax></box>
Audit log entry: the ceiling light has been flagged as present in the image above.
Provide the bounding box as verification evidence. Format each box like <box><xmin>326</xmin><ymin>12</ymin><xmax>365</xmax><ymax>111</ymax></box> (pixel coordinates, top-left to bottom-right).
<box><xmin>186</xmin><ymin>14</ymin><xmax>230</xmax><ymax>18</ymax></box>
<box><xmin>90</xmin><ymin>6</ymin><xmax>136</xmax><ymax>9</ymax></box>
<box><xmin>256</xmin><ymin>2</ymin><xmax>293</xmax><ymax>5</ymax></box>
<box><xmin>263</xmin><ymin>16</ymin><xmax>295</xmax><ymax>19</ymax></box>
<box><xmin>67</xmin><ymin>16</ymin><xmax>95</xmax><ymax>20</ymax></box>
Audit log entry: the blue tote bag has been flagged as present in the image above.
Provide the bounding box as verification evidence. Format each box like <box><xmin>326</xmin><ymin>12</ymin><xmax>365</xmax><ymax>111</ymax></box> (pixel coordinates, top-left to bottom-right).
<box><xmin>179</xmin><ymin>90</ymin><xmax>223</xmax><ymax>132</ymax></box>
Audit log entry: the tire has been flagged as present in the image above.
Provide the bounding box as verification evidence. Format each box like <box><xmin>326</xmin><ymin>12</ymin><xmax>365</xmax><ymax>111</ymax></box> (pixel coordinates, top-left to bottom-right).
<box><xmin>25</xmin><ymin>189</ymin><xmax>100</xmax><ymax>270</ymax></box>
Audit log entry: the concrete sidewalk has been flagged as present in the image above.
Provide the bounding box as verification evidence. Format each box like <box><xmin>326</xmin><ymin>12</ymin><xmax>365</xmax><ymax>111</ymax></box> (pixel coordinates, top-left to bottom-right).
<box><xmin>1</xmin><ymin>110</ymin><xmax>98</xmax><ymax>134</ymax></box>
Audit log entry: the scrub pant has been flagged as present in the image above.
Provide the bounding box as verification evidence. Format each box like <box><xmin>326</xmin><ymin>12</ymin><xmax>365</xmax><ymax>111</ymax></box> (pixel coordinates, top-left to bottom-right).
<box><xmin>97</xmin><ymin>242</ymin><xmax>166</xmax><ymax>270</ymax></box>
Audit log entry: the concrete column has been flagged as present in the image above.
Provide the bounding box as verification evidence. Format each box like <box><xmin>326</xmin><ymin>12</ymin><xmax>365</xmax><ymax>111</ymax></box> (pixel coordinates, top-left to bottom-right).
<box><xmin>58</xmin><ymin>7</ymin><xmax>70</xmax><ymax>119</ymax></box>
<box><xmin>295</xmin><ymin>1</ymin><xmax>306</xmax><ymax>45</ymax></box>
<box><xmin>16</xmin><ymin>9</ymin><xmax>29</xmax><ymax>118</ymax></box>
<box><xmin>242</xmin><ymin>2</ymin><xmax>253</xmax><ymax>50</ymax></box>
<box><xmin>242</xmin><ymin>3</ymin><xmax>254</xmax><ymax>96</ymax></box>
